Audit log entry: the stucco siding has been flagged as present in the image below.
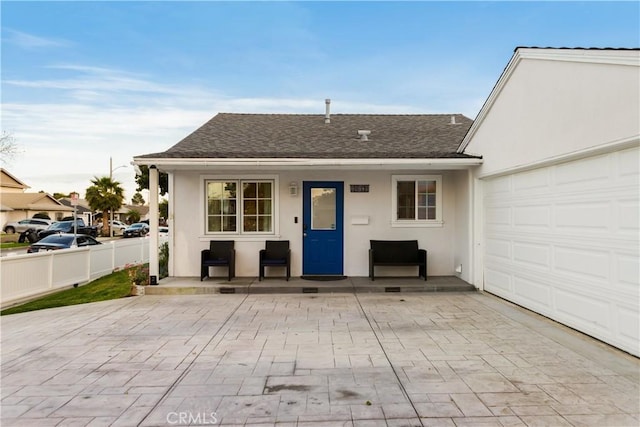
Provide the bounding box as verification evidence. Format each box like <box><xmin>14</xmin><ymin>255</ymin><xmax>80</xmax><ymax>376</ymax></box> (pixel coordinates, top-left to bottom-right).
<box><xmin>465</xmin><ymin>55</ymin><xmax>640</xmax><ymax>176</ymax></box>
<box><xmin>169</xmin><ymin>169</ymin><xmax>468</xmax><ymax>278</ymax></box>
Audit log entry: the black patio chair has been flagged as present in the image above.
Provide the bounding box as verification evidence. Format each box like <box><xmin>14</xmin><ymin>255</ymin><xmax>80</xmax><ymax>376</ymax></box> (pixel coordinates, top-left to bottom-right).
<box><xmin>259</xmin><ymin>240</ymin><xmax>290</xmax><ymax>281</ymax></box>
<box><xmin>201</xmin><ymin>240</ymin><xmax>235</xmax><ymax>281</ymax></box>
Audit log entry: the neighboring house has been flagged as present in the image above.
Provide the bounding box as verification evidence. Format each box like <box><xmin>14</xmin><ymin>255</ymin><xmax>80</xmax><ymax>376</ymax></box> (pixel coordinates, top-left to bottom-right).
<box><xmin>1</xmin><ymin>169</ymin><xmax>73</xmax><ymax>227</ymax></box>
<box><xmin>122</xmin><ymin>204</ymin><xmax>149</xmax><ymax>222</ymax></box>
<box><xmin>0</xmin><ymin>168</ymin><xmax>29</xmax><ymax>193</ymax></box>
<box><xmin>135</xmin><ymin>47</ymin><xmax>639</xmax><ymax>356</ymax></box>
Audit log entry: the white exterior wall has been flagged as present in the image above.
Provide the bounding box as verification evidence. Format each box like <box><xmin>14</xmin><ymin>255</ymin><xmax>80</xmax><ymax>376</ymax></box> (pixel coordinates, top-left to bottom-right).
<box><xmin>464</xmin><ymin>51</ymin><xmax>640</xmax><ymax>175</ymax></box>
<box><xmin>169</xmin><ymin>169</ymin><xmax>470</xmax><ymax>278</ymax></box>
<box><xmin>453</xmin><ymin>169</ymin><xmax>472</xmax><ymax>283</ymax></box>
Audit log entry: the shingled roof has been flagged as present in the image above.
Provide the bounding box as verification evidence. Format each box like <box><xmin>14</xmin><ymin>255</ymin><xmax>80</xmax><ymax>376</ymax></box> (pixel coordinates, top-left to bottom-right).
<box><xmin>141</xmin><ymin>113</ymin><xmax>477</xmax><ymax>159</ymax></box>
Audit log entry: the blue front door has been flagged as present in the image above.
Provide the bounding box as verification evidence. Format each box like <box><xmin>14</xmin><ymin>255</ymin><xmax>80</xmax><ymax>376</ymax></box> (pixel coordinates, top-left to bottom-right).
<box><xmin>303</xmin><ymin>181</ymin><xmax>344</xmax><ymax>275</ymax></box>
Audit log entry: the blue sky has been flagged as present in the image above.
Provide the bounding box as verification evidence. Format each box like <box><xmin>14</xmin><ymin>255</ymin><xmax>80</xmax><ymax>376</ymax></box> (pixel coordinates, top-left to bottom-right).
<box><xmin>2</xmin><ymin>1</ymin><xmax>639</xmax><ymax>201</ymax></box>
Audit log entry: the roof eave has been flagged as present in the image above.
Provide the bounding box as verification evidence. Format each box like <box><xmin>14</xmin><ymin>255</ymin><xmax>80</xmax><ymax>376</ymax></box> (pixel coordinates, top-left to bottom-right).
<box><xmin>133</xmin><ymin>156</ymin><xmax>483</xmax><ymax>171</ymax></box>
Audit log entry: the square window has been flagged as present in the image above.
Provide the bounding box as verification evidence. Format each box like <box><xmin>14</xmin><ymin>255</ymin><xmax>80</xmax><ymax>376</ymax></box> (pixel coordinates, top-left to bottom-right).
<box><xmin>206</xmin><ymin>179</ymin><xmax>274</xmax><ymax>234</ymax></box>
<box><xmin>392</xmin><ymin>175</ymin><xmax>442</xmax><ymax>226</ymax></box>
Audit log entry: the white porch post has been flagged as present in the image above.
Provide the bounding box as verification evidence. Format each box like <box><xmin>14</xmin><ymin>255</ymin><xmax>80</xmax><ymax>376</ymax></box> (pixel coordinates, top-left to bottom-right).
<box><xmin>149</xmin><ymin>165</ymin><xmax>159</xmax><ymax>283</ymax></box>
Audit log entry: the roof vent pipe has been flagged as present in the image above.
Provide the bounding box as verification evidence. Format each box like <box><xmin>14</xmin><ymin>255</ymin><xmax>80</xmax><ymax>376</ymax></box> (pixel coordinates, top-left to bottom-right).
<box><xmin>357</xmin><ymin>130</ymin><xmax>371</xmax><ymax>141</ymax></box>
<box><xmin>325</xmin><ymin>99</ymin><xmax>331</xmax><ymax>124</ymax></box>
<box><xmin>450</xmin><ymin>115</ymin><xmax>457</xmax><ymax>125</ymax></box>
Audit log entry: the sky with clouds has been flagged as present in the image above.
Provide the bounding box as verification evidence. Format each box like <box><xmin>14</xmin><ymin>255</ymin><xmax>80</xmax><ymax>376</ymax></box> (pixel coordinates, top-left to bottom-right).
<box><xmin>1</xmin><ymin>1</ymin><xmax>638</xmax><ymax>202</ymax></box>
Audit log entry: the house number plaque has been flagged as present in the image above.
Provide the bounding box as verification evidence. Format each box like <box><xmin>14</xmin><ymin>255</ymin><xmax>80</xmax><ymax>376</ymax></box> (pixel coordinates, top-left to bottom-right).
<box><xmin>350</xmin><ymin>185</ymin><xmax>369</xmax><ymax>193</ymax></box>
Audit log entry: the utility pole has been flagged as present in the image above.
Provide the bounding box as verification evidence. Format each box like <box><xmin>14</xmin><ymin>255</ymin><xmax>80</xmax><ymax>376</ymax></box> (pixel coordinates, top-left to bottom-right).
<box><xmin>109</xmin><ymin>157</ymin><xmax>127</xmax><ymax>238</ymax></box>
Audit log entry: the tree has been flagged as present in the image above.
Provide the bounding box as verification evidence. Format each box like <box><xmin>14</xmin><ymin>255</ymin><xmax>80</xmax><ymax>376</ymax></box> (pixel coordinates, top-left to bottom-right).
<box><xmin>159</xmin><ymin>198</ymin><xmax>169</xmax><ymax>222</ymax></box>
<box><xmin>126</xmin><ymin>209</ymin><xmax>141</xmax><ymax>224</ymax></box>
<box><xmin>131</xmin><ymin>192</ymin><xmax>145</xmax><ymax>205</ymax></box>
<box><xmin>53</xmin><ymin>192</ymin><xmax>71</xmax><ymax>200</ymax></box>
<box><xmin>0</xmin><ymin>131</ymin><xmax>19</xmax><ymax>164</ymax></box>
<box><xmin>135</xmin><ymin>165</ymin><xmax>168</xmax><ymax>195</ymax></box>
<box><xmin>85</xmin><ymin>176</ymin><xmax>125</xmax><ymax>237</ymax></box>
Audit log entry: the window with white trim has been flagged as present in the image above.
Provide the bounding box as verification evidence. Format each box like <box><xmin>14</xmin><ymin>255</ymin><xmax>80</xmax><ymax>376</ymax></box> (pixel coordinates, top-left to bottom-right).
<box><xmin>391</xmin><ymin>175</ymin><xmax>442</xmax><ymax>226</ymax></box>
<box><xmin>206</xmin><ymin>180</ymin><xmax>274</xmax><ymax>233</ymax></box>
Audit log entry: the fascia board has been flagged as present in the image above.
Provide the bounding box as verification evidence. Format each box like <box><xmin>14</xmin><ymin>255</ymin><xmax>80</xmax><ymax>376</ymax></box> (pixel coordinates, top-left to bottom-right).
<box><xmin>456</xmin><ymin>50</ymin><xmax>521</xmax><ymax>154</ymax></box>
<box><xmin>133</xmin><ymin>157</ymin><xmax>483</xmax><ymax>170</ymax></box>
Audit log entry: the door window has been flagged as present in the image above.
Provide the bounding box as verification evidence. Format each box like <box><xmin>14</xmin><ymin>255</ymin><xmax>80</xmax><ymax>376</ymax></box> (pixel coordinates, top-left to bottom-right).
<box><xmin>311</xmin><ymin>188</ymin><xmax>336</xmax><ymax>230</ymax></box>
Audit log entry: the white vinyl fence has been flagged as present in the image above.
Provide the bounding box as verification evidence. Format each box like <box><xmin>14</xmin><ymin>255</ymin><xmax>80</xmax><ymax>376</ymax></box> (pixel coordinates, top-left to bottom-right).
<box><xmin>0</xmin><ymin>237</ymin><xmax>167</xmax><ymax>307</ymax></box>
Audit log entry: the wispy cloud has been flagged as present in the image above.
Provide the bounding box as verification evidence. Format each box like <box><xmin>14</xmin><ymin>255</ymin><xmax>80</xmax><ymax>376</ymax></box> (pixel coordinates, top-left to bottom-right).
<box><xmin>4</xmin><ymin>29</ymin><xmax>71</xmax><ymax>49</ymax></box>
<box><xmin>1</xmin><ymin>60</ymin><xmax>476</xmax><ymax>198</ymax></box>
<box><xmin>4</xmin><ymin>64</ymin><xmax>210</xmax><ymax>102</ymax></box>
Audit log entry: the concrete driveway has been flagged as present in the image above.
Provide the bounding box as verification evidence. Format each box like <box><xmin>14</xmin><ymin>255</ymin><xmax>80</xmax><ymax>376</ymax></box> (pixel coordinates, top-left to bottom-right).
<box><xmin>1</xmin><ymin>292</ymin><xmax>638</xmax><ymax>426</ymax></box>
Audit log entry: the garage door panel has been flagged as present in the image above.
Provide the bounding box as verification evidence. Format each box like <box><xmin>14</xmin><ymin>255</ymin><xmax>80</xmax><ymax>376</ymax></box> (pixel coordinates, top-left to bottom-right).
<box><xmin>555</xmin><ymin>203</ymin><xmax>610</xmax><ymax>230</ymax></box>
<box><xmin>513</xmin><ymin>242</ymin><xmax>550</xmax><ymax>268</ymax></box>
<box><xmin>554</xmin><ymin>154</ymin><xmax>610</xmax><ymax>185</ymax></box>
<box><xmin>513</xmin><ymin>205</ymin><xmax>550</xmax><ymax>228</ymax></box>
<box><xmin>513</xmin><ymin>275</ymin><xmax>552</xmax><ymax>309</ymax></box>
<box><xmin>618</xmin><ymin>306</ymin><xmax>640</xmax><ymax>347</ymax></box>
<box><xmin>513</xmin><ymin>168</ymin><xmax>549</xmax><ymax>190</ymax></box>
<box><xmin>617</xmin><ymin>254</ymin><xmax>640</xmax><ymax>287</ymax></box>
<box><xmin>486</xmin><ymin>238</ymin><xmax>511</xmax><ymax>259</ymax></box>
<box><xmin>618</xmin><ymin>147</ymin><xmax>640</xmax><ymax>177</ymax></box>
<box><xmin>553</xmin><ymin>246</ymin><xmax>610</xmax><ymax>280</ymax></box>
<box><xmin>617</xmin><ymin>200</ymin><xmax>639</xmax><ymax>231</ymax></box>
<box><xmin>483</xmin><ymin>146</ymin><xmax>639</xmax><ymax>356</ymax></box>
<box><xmin>555</xmin><ymin>289</ymin><xmax>611</xmax><ymax>332</ymax></box>
<box><xmin>486</xmin><ymin>175</ymin><xmax>511</xmax><ymax>193</ymax></box>
<box><xmin>484</xmin><ymin>268</ymin><xmax>512</xmax><ymax>293</ymax></box>
<box><xmin>486</xmin><ymin>206</ymin><xmax>511</xmax><ymax>226</ymax></box>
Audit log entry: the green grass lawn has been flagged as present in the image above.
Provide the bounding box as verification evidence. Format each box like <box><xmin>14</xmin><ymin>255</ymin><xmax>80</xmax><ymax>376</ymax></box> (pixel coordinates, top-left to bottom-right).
<box><xmin>1</xmin><ymin>269</ymin><xmax>133</xmax><ymax>316</ymax></box>
<box><xmin>0</xmin><ymin>242</ymin><xmax>30</xmax><ymax>250</ymax></box>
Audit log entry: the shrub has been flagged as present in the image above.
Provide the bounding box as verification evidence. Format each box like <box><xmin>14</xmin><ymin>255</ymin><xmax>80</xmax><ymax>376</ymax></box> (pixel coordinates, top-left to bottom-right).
<box><xmin>159</xmin><ymin>242</ymin><xmax>169</xmax><ymax>279</ymax></box>
<box><xmin>126</xmin><ymin>264</ymin><xmax>149</xmax><ymax>286</ymax></box>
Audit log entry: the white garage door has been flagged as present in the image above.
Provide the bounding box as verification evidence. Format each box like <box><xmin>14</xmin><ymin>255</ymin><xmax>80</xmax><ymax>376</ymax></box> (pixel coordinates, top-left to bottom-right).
<box><xmin>483</xmin><ymin>146</ymin><xmax>639</xmax><ymax>356</ymax></box>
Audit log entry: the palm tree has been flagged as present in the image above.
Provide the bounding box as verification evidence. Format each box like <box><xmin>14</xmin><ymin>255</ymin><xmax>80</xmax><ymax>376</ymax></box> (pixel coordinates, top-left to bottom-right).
<box><xmin>126</xmin><ymin>208</ymin><xmax>141</xmax><ymax>224</ymax></box>
<box><xmin>85</xmin><ymin>176</ymin><xmax>125</xmax><ymax>237</ymax></box>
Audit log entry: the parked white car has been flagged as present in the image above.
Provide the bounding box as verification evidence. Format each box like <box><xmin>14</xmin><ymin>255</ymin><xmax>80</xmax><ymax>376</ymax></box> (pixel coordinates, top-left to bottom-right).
<box><xmin>3</xmin><ymin>218</ymin><xmax>53</xmax><ymax>234</ymax></box>
<box><xmin>110</xmin><ymin>220</ymin><xmax>128</xmax><ymax>235</ymax></box>
<box><xmin>97</xmin><ymin>220</ymin><xmax>128</xmax><ymax>235</ymax></box>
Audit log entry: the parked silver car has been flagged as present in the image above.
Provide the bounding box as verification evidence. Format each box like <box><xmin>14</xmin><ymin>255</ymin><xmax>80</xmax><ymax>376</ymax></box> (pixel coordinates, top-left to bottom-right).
<box><xmin>96</xmin><ymin>220</ymin><xmax>128</xmax><ymax>235</ymax></box>
<box><xmin>3</xmin><ymin>218</ymin><xmax>53</xmax><ymax>234</ymax></box>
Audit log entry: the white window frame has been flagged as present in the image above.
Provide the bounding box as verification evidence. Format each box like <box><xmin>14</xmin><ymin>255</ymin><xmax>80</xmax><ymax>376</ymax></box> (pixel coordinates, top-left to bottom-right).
<box><xmin>391</xmin><ymin>174</ymin><xmax>443</xmax><ymax>227</ymax></box>
<box><xmin>201</xmin><ymin>174</ymin><xmax>279</xmax><ymax>237</ymax></box>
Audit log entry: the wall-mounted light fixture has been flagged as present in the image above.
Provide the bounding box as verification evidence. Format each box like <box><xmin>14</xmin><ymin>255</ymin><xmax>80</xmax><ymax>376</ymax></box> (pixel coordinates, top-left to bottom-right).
<box><xmin>289</xmin><ymin>181</ymin><xmax>298</xmax><ymax>197</ymax></box>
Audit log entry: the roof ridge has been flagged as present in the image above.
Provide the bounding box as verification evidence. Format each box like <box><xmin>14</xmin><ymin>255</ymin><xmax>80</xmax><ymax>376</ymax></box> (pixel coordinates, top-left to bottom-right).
<box><xmin>217</xmin><ymin>112</ymin><xmax>468</xmax><ymax>117</ymax></box>
<box><xmin>515</xmin><ymin>46</ymin><xmax>640</xmax><ymax>51</ymax></box>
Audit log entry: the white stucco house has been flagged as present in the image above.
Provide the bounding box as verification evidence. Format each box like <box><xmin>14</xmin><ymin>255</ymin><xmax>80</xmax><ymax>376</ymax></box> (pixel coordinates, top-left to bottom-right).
<box><xmin>135</xmin><ymin>47</ymin><xmax>639</xmax><ymax>356</ymax></box>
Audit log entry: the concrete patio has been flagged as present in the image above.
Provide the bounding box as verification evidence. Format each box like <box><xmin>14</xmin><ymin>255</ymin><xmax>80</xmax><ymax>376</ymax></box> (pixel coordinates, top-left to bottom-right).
<box><xmin>144</xmin><ymin>276</ymin><xmax>476</xmax><ymax>295</ymax></box>
<box><xmin>1</xmin><ymin>287</ymin><xmax>638</xmax><ymax>426</ymax></box>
